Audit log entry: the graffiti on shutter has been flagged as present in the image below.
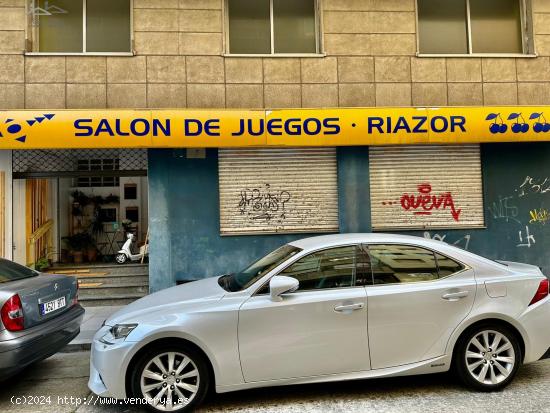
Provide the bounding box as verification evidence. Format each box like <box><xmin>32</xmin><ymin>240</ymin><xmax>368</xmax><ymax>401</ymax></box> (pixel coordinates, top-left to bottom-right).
<box><xmin>219</xmin><ymin>148</ymin><xmax>339</xmax><ymax>235</ymax></box>
<box><xmin>369</xmin><ymin>145</ymin><xmax>484</xmax><ymax>230</ymax></box>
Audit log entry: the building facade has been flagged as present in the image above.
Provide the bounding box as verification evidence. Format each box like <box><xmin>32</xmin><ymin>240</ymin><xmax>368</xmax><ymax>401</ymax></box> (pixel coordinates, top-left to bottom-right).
<box><xmin>1</xmin><ymin>0</ymin><xmax>550</xmax><ymax>291</ymax></box>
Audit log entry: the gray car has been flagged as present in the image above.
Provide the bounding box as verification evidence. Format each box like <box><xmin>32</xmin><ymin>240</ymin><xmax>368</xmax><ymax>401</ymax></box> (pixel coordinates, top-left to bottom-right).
<box><xmin>0</xmin><ymin>258</ymin><xmax>84</xmax><ymax>378</ymax></box>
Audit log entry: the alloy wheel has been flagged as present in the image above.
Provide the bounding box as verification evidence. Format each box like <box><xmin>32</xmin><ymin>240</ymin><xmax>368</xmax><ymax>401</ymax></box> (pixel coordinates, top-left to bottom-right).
<box><xmin>140</xmin><ymin>351</ymin><xmax>200</xmax><ymax>411</ymax></box>
<box><xmin>465</xmin><ymin>329</ymin><xmax>516</xmax><ymax>386</ymax></box>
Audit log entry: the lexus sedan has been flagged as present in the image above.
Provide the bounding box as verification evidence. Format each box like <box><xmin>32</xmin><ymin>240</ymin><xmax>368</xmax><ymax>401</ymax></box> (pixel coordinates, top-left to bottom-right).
<box><xmin>0</xmin><ymin>258</ymin><xmax>84</xmax><ymax>379</ymax></box>
<box><xmin>89</xmin><ymin>234</ymin><xmax>550</xmax><ymax>412</ymax></box>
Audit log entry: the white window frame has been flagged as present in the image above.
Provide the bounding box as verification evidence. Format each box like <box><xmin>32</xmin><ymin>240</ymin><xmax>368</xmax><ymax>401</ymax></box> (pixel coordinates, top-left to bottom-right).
<box><xmin>25</xmin><ymin>0</ymin><xmax>134</xmax><ymax>56</ymax></box>
<box><xmin>223</xmin><ymin>0</ymin><xmax>324</xmax><ymax>57</ymax></box>
<box><xmin>416</xmin><ymin>0</ymin><xmax>536</xmax><ymax>58</ymax></box>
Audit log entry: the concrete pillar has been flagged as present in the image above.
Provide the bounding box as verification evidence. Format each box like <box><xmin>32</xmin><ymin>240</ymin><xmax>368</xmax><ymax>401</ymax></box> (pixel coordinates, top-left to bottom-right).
<box><xmin>0</xmin><ymin>150</ymin><xmax>13</xmax><ymax>260</ymax></box>
<box><xmin>147</xmin><ymin>149</ymin><xmax>176</xmax><ymax>293</ymax></box>
<box><xmin>337</xmin><ymin>147</ymin><xmax>372</xmax><ymax>233</ymax></box>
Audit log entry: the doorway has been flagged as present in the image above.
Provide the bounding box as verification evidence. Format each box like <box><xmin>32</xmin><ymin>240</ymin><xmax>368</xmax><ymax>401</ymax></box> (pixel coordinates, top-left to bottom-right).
<box><xmin>12</xmin><ymin>149</ymin><xmax>148</xmax><ymax>269</ymax></box>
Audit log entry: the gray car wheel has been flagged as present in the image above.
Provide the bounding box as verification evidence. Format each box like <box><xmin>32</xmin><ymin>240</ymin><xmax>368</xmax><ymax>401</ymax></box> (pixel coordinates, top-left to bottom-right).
<box><xmin>455</xmin><ymin>324</ymin><xmax>521</xmax><ymax>392</ymax></box>
<box><xmin>130</xmin><ymin>344</ymin><xmax>210</xmax><ymax>412</ymax></box>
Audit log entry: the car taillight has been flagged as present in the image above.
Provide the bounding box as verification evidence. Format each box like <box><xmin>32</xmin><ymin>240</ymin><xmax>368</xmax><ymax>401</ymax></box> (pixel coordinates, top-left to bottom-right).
<box><xmin>1</xmin><ymin>294</ymin><xmax>24</xmax><ymax>331</ymax></box>
<box><xmin>529</xmin><ymin>278</ymin><xmax>549</xmax><ymax>306</ymax></box>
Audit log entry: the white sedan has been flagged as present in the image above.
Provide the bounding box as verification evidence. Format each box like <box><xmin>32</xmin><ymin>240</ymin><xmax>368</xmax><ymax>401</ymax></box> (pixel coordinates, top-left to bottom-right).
<box><xmin>89</xmin><ymin>234</ymin><xmax>550</xmax><ymax>412</ymax></box>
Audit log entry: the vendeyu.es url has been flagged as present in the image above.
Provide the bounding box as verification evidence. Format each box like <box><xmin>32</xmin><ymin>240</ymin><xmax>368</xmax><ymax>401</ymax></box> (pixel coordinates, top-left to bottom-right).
<box><xmin>10</xmin><ymin>395</ymin><xmax>188</xmax><ymax>407</ymax></box>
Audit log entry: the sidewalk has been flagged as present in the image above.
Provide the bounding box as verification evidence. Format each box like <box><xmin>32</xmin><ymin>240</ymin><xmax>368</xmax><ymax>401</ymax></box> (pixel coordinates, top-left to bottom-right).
<box><xmin>65</xmin><ymin>306</ymin><xmax>123</xmax><ymax>351</ymax></box>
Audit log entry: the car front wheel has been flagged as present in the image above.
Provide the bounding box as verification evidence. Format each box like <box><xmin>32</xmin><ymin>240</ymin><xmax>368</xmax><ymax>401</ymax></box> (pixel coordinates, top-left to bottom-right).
<box><xmin>130</xmin><ymin>344</ymin><xmax>210</xmax><ymax>412</ymax></box>
<box><xmin>455</xmin><ymin>324</ymin><xmax>521</xmax><ymax>391</ymax></box>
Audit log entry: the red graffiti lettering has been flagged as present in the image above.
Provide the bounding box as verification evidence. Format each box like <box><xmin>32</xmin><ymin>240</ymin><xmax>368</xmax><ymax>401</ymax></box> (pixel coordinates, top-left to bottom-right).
<box><xmin>400</xmin><ymin>183</ymin><xmax>462</xmax><ymax>222</ymax></box>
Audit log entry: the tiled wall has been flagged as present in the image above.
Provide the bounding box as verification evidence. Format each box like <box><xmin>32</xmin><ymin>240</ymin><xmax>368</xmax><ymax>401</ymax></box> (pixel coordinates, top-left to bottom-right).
<box><xmin>1</xmin><ymin>0</ymin><xmax>550</xmax><ymax>109</ymax></box>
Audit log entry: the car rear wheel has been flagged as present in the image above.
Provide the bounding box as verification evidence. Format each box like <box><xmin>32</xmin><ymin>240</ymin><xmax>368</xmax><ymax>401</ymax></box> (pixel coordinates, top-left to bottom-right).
<box><xmin>130</xmin><ymin>344</ymin><xmax>210</xmax><ymax>412</ymax></box>
<box><xmin>455</xmin><ymin>324</ymin><xmax>521</xmax><ymax>391</ymax></box>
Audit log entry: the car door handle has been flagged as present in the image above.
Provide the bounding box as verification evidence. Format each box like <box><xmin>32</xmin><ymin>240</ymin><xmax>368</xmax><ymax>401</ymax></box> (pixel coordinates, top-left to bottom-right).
<box><xmin>334</xmin><ymin>303</ymin><xmax>364</xmax><ymax>312</ymax></box>
<box><xmin>442</xmin><ymin>291</ymin><xmax>469</xmax><ymax>301</ymax></box>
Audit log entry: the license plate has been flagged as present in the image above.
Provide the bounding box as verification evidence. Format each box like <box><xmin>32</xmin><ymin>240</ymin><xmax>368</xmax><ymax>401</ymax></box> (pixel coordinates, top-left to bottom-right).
<box><xmin>40</xmin><ymin>297</ymin><xmax>66</xmax><ymax>316</ymax></box>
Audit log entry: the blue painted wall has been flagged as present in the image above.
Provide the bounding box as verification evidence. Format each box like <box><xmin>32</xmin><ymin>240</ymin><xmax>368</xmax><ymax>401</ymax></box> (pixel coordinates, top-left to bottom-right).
<box><xmin>148</xmin><ymin>143</ymin><xmax>550</xmax><ymax>292</ymax></box>
<box><xmin>337</xmin><ymin>146</ymin><xmax>371</xmax><ymax>233</ymax></box>
<box><xmin>408</xmin><ymin>142</ymin><xmax>550</xmax><ymax>273</ymax></box>
<box><xmin>148</xmin><ymin>148</ymin><xmax>366</xmax><ymax>291</ymax></box>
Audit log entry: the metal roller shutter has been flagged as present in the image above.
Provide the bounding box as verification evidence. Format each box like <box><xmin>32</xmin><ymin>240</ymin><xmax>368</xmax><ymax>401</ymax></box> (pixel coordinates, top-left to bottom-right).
<box><xmin>369</xmin><ymin>145</ymin><xmax>484</xmax><ymax>231</ymax></box>
<box><xmin>219</xmin><ymin>148</ymin><xmax>339</xmax><ymax>235</ymax></box>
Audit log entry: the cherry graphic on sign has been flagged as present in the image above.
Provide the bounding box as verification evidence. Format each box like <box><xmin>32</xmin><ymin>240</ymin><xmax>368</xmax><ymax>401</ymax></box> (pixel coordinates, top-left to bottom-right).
<box><xmin>485</xmin><ymin>113</ymin><xmax>507</xmax><ymax>134</ymax></box>
<box><xmin>530</xmin><ymin>113</ymin><xmax>550</xmax><ymax>133</ymax></box>
<box><xmin>508</xmin><ymin>113</ymin><xmax>529</xmax><ymax>133</ymax></box>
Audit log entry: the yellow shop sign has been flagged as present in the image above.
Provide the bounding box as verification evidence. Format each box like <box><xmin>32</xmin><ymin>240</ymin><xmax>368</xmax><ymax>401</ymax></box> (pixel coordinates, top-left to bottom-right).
<box><xmin>1</xmin><ymin>107</ymin><xmax>549</xmax><ymax>149</ymax></box>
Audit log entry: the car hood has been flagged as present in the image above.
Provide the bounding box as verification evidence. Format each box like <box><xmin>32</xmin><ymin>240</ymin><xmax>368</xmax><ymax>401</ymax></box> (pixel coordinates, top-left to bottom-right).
<box><xmin>106</xmin><ymin>276</ymin><xmax>226</xmax><ymax>326</ymax></box>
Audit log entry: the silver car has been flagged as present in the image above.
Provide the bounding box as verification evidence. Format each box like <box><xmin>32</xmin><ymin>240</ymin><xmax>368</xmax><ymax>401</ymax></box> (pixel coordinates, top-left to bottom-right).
<box><xmin>0</xmin><ymin>259</ymin><xmax>83</xmax><ymax>378</ymax></box>
<box><xmin>89</xmin><ymin>234</ymin><xmax>550</xmax><ymax>412</ymax></box>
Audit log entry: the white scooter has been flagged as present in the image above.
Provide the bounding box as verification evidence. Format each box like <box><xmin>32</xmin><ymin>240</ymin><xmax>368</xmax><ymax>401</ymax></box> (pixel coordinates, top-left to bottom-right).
<box><xmin>115</xmin><ymin>233</ymin><xmax>148</xmax><ymax>264</ymax></box>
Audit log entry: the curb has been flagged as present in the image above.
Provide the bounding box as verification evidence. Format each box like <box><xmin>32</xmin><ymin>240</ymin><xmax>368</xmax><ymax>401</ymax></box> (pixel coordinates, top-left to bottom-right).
<box><xmin>62</xmin><ymin>342</ymin><xmax>91</xmax><ymax>353</ymax></box>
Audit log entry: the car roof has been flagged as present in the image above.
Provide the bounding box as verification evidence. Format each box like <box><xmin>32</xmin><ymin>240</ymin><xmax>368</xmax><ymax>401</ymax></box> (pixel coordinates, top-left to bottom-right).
<box><xmin>288</xmin><ymin>233</ymin><xmax>451</xmax><ymax>251</ymax></box>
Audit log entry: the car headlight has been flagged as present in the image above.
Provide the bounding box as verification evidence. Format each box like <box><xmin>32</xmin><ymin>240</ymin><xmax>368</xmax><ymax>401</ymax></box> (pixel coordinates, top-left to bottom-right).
<box><xmin>99</xmin><ymin>323</ymin><xmax>137</xmax><ymax>344</ymax></box>
<box><xmin>110</xmin><ymin>324</ymin><xmax>138</xmax><ymax>339</ymax></box>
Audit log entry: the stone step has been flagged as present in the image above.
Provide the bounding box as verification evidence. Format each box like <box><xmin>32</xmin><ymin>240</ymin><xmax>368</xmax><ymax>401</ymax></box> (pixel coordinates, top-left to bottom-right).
<box><xmin>79</xmin><ymin>294</ymin><xmax>145</xmax><ymax>307</ymax></box>
<box><xmin>79</xmin><ymin>283</ymin><xmax>149</xmax><ymax>298</ymax></box>
<box><xmin>50</xmin><ymin>263</ymin><xmax>149</xmax><ymax>276</ymax></box>
<box><xmin>52</xmin><ymin>265</ymin><xmax>150</xmax><ymax>307</ymax></box>
<box><xmin>76</xmin><ymin>274</ymin><xmax>149</xmax><ymax>285</ymax></box>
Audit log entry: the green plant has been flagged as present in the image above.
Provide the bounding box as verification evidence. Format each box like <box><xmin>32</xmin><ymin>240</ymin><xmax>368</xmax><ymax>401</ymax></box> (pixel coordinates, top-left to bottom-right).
<box><xmin>121</xmin><ymin>219</ymin><xmax>133</xmax><ymax>233</ymax></box>
<box><xmin>104</xmin><ymin>194</ymin><xmax>120</xmax><ymax>204</ymax></box>
<box><xmin>34</xmin><ymin>257</ymin><xmax>50</xmax><ymax>272</ymax></box>
<box><xmin>71</xmin><ymin>191</ymin><xmax>119</xmax><ymax>208</ymax></box>
<box><xmin>63</xmin><ymin>232</ymin><xmax>94</xmax><ymax>252</ymax></box>
<box><xmin>70</xmin><ymin>190</ymin><xmax>91</xmax><ymax>205</ymax></box>
<box><xmin>71</xmin><ymin>190</ymin><xmax>92</xmax><ymax>216</ymax></box>
<box><xmin>89</xmin><ymin>194</ymin><xmax>119</xmax><ymax>236</ymax></box>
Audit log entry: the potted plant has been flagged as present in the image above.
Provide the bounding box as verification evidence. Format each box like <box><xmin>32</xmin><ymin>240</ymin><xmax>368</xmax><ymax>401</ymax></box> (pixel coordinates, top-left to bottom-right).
<box><xmin>70</xmin><ymin>190</ymin><xmax>91</xmax><ymax>217</ymax></box>
<box><xmin>86</xmin><ymin>243</ymin><xmax>98</xmax><ymax>262</ymax></box>
<box><xmin>34</xmin><ymin>257</ymin><xmax>50</xmax><ymax>272</ymax></box>
<box><xmin>63</xmin><ymin>232</ymin><xmax>93</xmax><ymax>264</ymax></box>
<box><xmin>121</xmin><ymin>219</ymin><xmax>133</xmax><ymax>234</ymax></box>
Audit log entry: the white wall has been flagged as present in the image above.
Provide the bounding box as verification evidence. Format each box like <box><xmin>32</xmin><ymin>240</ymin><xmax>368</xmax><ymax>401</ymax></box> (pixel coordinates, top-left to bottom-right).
<box><xmin>0</xmin><ymin>151</ymin><xmax>13</xmax><ymax>260</ymax></box>
<box><xmin>120</xmin><ymin>176</ymin><xmax>149</xmax><ymax>242</ymax></box>
<box><xmin>12</xmin><ymin>179</ymin><xmax>25</xmax><ymax>264</ymax></box>
<box><xmin>58</xmin><ymin>178</ymin><xmax>71</xmax><ymax>250</ymax></box>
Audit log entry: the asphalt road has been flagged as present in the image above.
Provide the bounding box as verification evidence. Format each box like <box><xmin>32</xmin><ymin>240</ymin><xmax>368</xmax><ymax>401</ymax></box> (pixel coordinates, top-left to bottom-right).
<box><xmin>1</xmin><ymin>351</ymin><xmax>550</xmax><ymax>413</ymax></box>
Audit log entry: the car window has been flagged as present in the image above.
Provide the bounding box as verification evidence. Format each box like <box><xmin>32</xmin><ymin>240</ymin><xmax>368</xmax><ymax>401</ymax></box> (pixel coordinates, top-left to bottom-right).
<box><xmin>355</xmin><ymin>245</ymin><xmax>373</xmax><ymax>286</ymax></box>
<box><xmin>0</xmin><ymin>259</ymin><xmax>39</xmax><ymax>283</ymax></box>
<box><xmin>368</xmin><ymin>244</ymin><xmax>439</xmax><ymax>285</ymax></box>
<box><xmin>219</xmin><ymin>244</ymin><xmax>302</xmax><ymax>292</ymax></box>
<box><xmin>280</xmin><ymin>246</ymin><xmax>360</xmax><ymax>291</ymax></box>
<box><xmin>435</xmin><ymin>252</ymin><xmax>465</xmax><ymax>276</ymax></box>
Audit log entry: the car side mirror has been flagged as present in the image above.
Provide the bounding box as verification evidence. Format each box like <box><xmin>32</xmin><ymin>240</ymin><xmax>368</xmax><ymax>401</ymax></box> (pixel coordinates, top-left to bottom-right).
<box><xmin>269</xmin><ymin>276</ymin><xmax>299</xmax><ymax>302</ymax></box>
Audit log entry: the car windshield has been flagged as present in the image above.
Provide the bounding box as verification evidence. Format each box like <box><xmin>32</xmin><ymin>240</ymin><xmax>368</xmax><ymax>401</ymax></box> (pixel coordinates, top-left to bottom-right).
<box><xmin>0</xmin><ymin>259</ymin><xmax>39</xmax><ymax>283</ymax></box>
<box><xmin>218</xmin><ymin>244</ymin><xmax>302</xmax><ymax>292</ymax></box>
